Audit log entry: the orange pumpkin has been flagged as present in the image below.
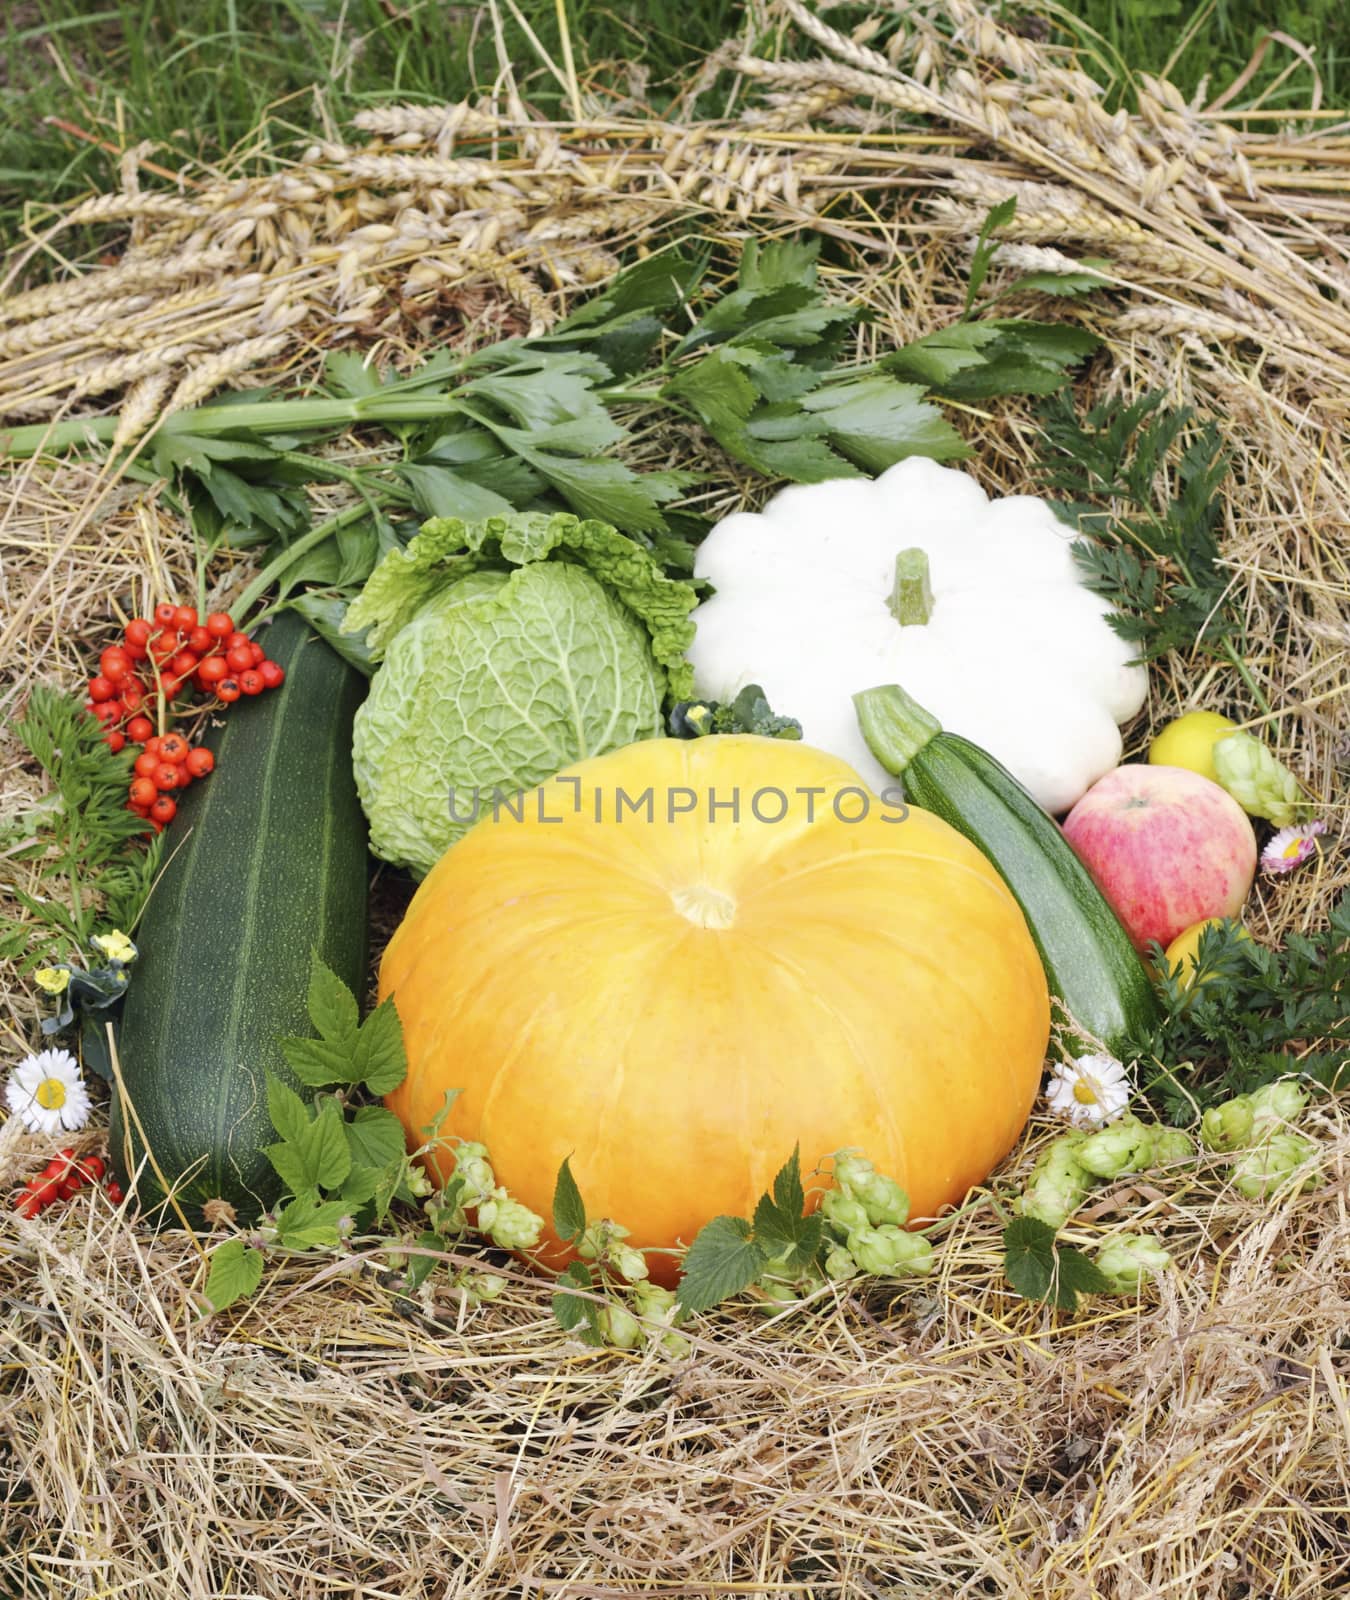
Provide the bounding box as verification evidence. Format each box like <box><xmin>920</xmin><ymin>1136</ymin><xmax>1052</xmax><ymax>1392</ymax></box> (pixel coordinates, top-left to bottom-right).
<box><xmin>382</xmin><ymin>736</ymin><xmax>1049</xmax><ymax>1280</ymax></box>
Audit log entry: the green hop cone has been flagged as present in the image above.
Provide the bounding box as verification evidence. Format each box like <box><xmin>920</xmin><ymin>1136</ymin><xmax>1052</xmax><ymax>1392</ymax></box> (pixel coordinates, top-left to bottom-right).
<box><xmin>1078</xmin><ymin>1114</ymin><xmax>1155</xmax><ymax>1179</ymax></box>
<box><xmin>486</xmin><ymin>1197</ymin><xmax>544</xmax><ymax>1251</ymax></box>
<box><xmin>821</xmin><ymin>1190</ymin><xmax>871</xmax><ymax>1235</ymax></box>
<box><xmin>469</xmin><ymin>1271</ymin><xmax>507</xmax><ymax>1302</ymax></box>
<box><xmin>1151</xmin><ymin>1127</ymin><xmax>1197</xmax><ymax>1168</ymax></box>
<box><xmin>889</xmin><ymin>1231</ymin><xmax>934</xmax><ymax>1277</ymax></box>
<box><xmin>831</xmin><ymin>1153</ymin><xmax>877</xmax><ymax>1196</ymax></box>
<box><xmin>1233</xmin><ymin>1133</ymin><xmax>1318</xmax><ymax>1200</ymax></box>
<box><xmin>660</xmin><ymin>1329</ymin><xmax>692</xmax><ymax>1359</ymax></box>
<box><xmin>1212</xmin><ymin>732</ymin><xmax>1304</xmax><ymax>827</ymax></box>
<box><xmin>1201</xmin><ymin>1095</ymin><xmax>1255</xmax><ymax>1153</ymax></box>
<box><xmin>831</xmin><ymin>1154</ymin><xmax>910</xmax><ymax>1226</ymax></box>
<box><xmin>824</xmin><ymin>1246</ymin><xmax>858</xmax><ymax>1281</ymax></box>
<box><xmin>856</xmin><ymin>1172</ymin><xmax>910</xmax><ymax>1228</ymax></box>
<box><xmin>596</xmin><ymin>1304</ymin><xmax>642</xmax><ymax>1350</ymax></box>
<box><xmin>1019</xmin><ymin>1132</ymin><xmax>1094</xmax><ymax>1231</ymax></box>
<box><xmin>611</xmin><ymin>1245</ymin><xmax>650</xmax><ymax>1284</ymax></box>
<box><xmin>1250</xmin><ymin>1079</ymin><xmax>1309</xmax><ymax>1131</ymax></box>
<box><xmin>632</xmin><ymin>1282</ymin><xmax>678</xmax><ymax>1320</ymax></box>
<box><xmin>453</xmin><ymin>1142</ymin><xmax>496</xmax><ymax>1206</ymax></box>
<box><xmin>405</xmin><ymin>1167</ymin><xmax>434</xmax><ymax>1199</ymax></box>
<box><xmin>1095</xmin><ymin>1232</ymin><xmax>1171</xmax><ymax>1293</ymax></box>
<box><xmin>848</xmin><ymin>1224</ymin><xmax>930</xmax><ymax>1277</ymax></box>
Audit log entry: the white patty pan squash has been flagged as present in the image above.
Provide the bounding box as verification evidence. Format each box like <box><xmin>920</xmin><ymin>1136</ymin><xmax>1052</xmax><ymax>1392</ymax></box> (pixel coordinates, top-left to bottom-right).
<box><xmin>687</xmin><ymin>457</ymin><xmax>1148</xmax><ymax>814</ymax></box>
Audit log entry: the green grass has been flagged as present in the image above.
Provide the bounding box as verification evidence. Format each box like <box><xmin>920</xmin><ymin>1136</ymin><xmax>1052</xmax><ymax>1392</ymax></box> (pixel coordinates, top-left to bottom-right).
<box><xmin>2</xmin><ymin>0</ymin><xmax>1345</xmax><ymax>235</ymax></box>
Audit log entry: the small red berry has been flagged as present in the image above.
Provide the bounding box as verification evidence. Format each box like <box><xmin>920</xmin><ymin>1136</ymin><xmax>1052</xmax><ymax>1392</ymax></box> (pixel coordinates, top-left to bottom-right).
<box><xmin>125</xmin><ymin>619</ymin><xmax>152</xmax><ymax>649</ymax></box>
<box><xmin>127</xmin><ymin>716</ymin><xmax>155</xmax><ymax>745</ymax></box>
<box><xmin>42</xmin><ymin>1157</ymin><xmax>67</xmax><ymax>1179</ymax></box>
<box><xmin>248</xmin><ymin>642</ymin><xmax>265</xmax><ymax>666</ymax></box>
<box><xmin>89</xmin><ymin>675</ymin><xmax>117</xmax><ymax>702</ymax></box>
<box><xmin>94</xmin><ymin>701</ymin><xmax>122</xmax><ymax>726</ymax></box>
<box><xmin>158</xmin><ymin>733</ymin><xmax>190</xmax><ymax>764</ymax></box>
<box><xmin>149</xmin><ymin>794</ymin><xmax>177</xmax><ymax>825</ymax></box>
<box><xmin>154</xmin><ymin>602</ymin><xmax>179</xmax><ymax>628</ymax></box>
<box><xmin>226</xmin><ymin>632</ymin><xmax>251</xmax><ymax>652</ymax></box>
<box><xmin>129</xmin><ymin>777</ymin><xmax>157</xmax><ymax>808</ymax></box>
<box><xmin>119</xmin><ymin>680</ymin><xmax>146</xmax><ymax>713</ymax></box>
<box><xmin>149</xmin><ymin>633</ymin><xmax>177</xmax><ymax>660</ymax></box>
<box><xmin>15</xmin><ymin>1192</ymin><xmax>44</xmax><ymax>1218</ymax></box>
<box><xmin>100</xmin><ymin>647</ymin><xmax>132</xmax><ymax>682</ymax></box>
<box><xmin>79</xmin><ymin>1155</ymin><xmax>105</xmax><ymax>1181</ymax></box>
<box><xmin>105</xmin><ymin>730</ymin><xmax>126</xmax><ymax>753</ymax></box>
<box><xmin>168</xmin><ymin>651</ymin><xmax>199</xmax><ymax>680</ymax></box>
<box><xmin>173</xmin><ymin>605</ymin><xmax>198</xmax><ymax>633</ymax></box>
<box><xmin>186</xmin><ymin>626</ymin><xmax>212</xmax><ymax>655</ymax></box>
<box><xmin>238</xmin><ymin>669</ymin><xmax>265</xmax><ymax>696</ymax></box>
<box><xmin>106</xmin><ymin>1182</ymin><xmax>125</xmax><ymax>1205</ymax></box>
<box><xmin>184</xmin><ymin>747</ymin><xmax>214</xmax><ymax>778</ymax></box>
<box><xmin>197</xmin><ymin>655</ymin><xmax>228</xmax><ymax>685</ymax></box>
<box><xmin>153</xmin><ymin>763</ymin><xmax>181</xmax><ymax>791</ymax></box>
<box><xmin>59</xmin><ymin>1174</ymin><xmax>83</xmax><ymax>1199</ymax></box>
<box><xmin>225</xmin><ymin>644</ymin><xmax>253</xmax><ymax>674</ymax></box>
<box><xmin>217</xmin><ymin>679</ymin><xmax>242</xmax><ymax>704</ymax></box>
<box><xmin>206</xmin><ymin>611</ymin><xmax>234</xmax><ymax>639</ymax></box>
<box><xmin>259</xmin><ymin>660</ymin><xmax>285</xmax><ymax>689</ymax></box>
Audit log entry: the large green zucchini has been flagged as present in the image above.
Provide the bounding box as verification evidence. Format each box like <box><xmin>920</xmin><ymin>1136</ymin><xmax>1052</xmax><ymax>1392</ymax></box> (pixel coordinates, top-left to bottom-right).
<box><xmin>855</xmin><ymin>684</ymin><xmax>1159</xmax><ymax>1057</ymax></box>
<box><xmin>111</xmin><ymin>611</ymin><xmax>369</xmax><ymax>1224</ymax></box>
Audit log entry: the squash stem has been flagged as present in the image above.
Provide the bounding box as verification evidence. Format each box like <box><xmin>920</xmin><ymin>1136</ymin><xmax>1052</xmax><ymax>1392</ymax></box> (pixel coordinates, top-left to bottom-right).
<box><xmin>853</xmin><ymin>684</ymin><xmax>943</xmax><ymax>776</ymax></box>
<box><xmin>888</xmin><ymin>548</ymin><xmax>933</xmax><ymax>626</ymax></box>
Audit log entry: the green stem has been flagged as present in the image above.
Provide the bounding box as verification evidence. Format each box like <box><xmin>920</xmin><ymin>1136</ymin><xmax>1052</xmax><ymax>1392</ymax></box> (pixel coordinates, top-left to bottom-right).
<box><xmin>888</xmin><ymin>548</ymin><xmax>934</xmax><ymax>626</ymax></box>
<box><xmin>852</xmin><ymin>684</ymin><xmax>943</xmax><ymax>777</ymax></box>
<box><xmin>229</xmin><ymin>499</ymin><xmax>394</xmax><ymax>623</ymax></box>
<box><xmin>1</xmin><ymin>393</ymin><xmax>462</xmax><ymax>460</ymax></box>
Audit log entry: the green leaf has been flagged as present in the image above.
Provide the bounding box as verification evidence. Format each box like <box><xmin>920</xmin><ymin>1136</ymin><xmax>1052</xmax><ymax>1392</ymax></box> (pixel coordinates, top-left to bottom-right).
<box><xmin>800</xmin><ymin>376</ymin><xmax>969</xmax><ymax>470</ymax></box>
<box><xmin>771</xmin><ymin>1146</ymin><xmax>805</xmax><ymax>1219</ymax></box>
<box><xmin>965</xmin><ymin>195</ymin><xmax>1017</xmax><ymax>312</ymax></box>
<box><xmin>203</xmin><ymin>1239</ymin><xmax>264</xmax><ymax>1313</ymax></box>
<box><xmin>343</xmin><ymin>1104</ymin><xmax>406</xmax><ymax>1171</ymax></box>
<box><xmin>307</xmin><ymin>951</ymin><xmax>359</xmax><ymax>1042</ymax></box>
<box><xmin>351</xmin><ymin>997</ymin><xmax>408</xmax><ymax>1095</ymax></box>
<box><xmin>552</xmin><ymin>1157</ymin><xmax>587</xmax><ymax>1243</ymax></box>
<box><xmin>396</xmin><ymin>462</ymin><xmax>517</xmax><ymax>520</ymax></box>
<box><xmin>552</xmin><ymin>1260</ymin><xmax>601</xmax><ymax>1339</ymax></box>
<box><xmin>325</xmin><ymin>351</ymin><xmax>385</xmax><ymax>399</ymax></box>
<box><xmin>274</xmin><ymin>1194</ymin><xmax>351</xmax><ymax>1250</ymax></box>
<box><xmin>1004</xmin><ymin>1217</ymin><xmax>1111</xmax><ymax>1311</ymax></box>
<box><xmin>265</xmin><ymin>1099</ymin><xmax>352</xmax><ymax>1196</ymax></box>
<box><xmin>287</xmin><ymin>593</ymin><xmax>376</xmax><ymax>676</ymax></box>
<box><xmin>404</xmin><ymin>1229</ymin><xmax>444</xmax><ymax>1291</ymax></box>
<box><xmin>676</xmin><ymin>1216</ymin><xmax>767</xmax><ymax>1314</ymax></box>
<box><xmin>337</xmin><ymin>1164</ymin><xmax>383</xmax><ymax>1205</ymax></box>
<box><xmin>266</xmin><ymin>1073</ymin><xmax>312</xmax><ymax>1145</ymax></box>
<box><xmin>279</xmin><ymin>1035</ymin><xmax>359</xmax><ymax>1088</ymax></box>
<box><xmin>1001</xmin><ymin>261</ymin><xmax>1110</xmax><ymax>298</ymax></box>
<box><xmin>883</xmin><ymin>321</ymin><xmax>1099</xmax><ymax>402</ymax></box>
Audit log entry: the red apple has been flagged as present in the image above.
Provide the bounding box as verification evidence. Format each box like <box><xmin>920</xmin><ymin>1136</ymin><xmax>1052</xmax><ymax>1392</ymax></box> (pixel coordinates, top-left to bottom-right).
<box><xmin>1062</xmin><ymin>764</ymin><xmax>1256</xmax><ymax>953</ymax></box>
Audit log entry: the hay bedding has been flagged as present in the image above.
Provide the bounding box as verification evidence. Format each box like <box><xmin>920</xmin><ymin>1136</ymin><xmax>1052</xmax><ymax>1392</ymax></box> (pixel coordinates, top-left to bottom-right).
<box><xmin>1</xmin><ymin>2</ymin><xmax>1347</xmax><ymax>1593</ymax></box>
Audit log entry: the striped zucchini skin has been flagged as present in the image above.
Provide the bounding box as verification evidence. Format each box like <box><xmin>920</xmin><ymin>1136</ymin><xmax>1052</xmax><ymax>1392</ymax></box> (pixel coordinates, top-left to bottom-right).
<box><xmin>111</xmin><ymin>611</ymin><xmax>369</xmax><ymax>1223</ymax></box>
<box><xmin>900</xmin><ymin>734</ymin><xmax>1159</xmax><ymax>1056</ymax></box>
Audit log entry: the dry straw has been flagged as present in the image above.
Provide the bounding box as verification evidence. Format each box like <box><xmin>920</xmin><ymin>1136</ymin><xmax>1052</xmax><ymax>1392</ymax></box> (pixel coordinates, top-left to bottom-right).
<box><xmin>1</xmin><ymin>1</ymin><xmax>1348</xmax><ymax>1594</ymax></box>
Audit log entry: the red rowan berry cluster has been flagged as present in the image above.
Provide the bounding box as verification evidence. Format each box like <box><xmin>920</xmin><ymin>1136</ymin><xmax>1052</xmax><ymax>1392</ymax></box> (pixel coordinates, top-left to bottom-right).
<box><xmin>12</xmin><ymin>1150</ymin><xmax>123</xmax><ymax>1217</ymax></box>
<box><xmin>84</xmin><ymin>603</ymin><xmax>285</xmax><ymax>830</ymax></box>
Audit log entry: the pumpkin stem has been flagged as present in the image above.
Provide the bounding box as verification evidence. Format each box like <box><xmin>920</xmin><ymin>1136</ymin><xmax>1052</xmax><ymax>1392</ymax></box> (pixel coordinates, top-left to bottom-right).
<box><xmin>888</xmin><ymin>548</ymin><xmax>933</xmax><ymax>626</ymax></box>
<box><xmin>670</xmin><ymin>884</ymin><xmax>738</xmax><ymax>930</ymax></box>
<box><xmin>853</xmin><ymin>684</ymin><xmax>943</xmax><ymax>776</ymax></box>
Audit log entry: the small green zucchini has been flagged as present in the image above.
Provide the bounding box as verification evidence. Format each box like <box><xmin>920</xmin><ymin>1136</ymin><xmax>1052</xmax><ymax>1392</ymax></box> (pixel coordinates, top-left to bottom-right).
<box><xmin>855</xmin><ymin>684</ymin><xmax>1159</xmax><ymax>1057</ymax></box>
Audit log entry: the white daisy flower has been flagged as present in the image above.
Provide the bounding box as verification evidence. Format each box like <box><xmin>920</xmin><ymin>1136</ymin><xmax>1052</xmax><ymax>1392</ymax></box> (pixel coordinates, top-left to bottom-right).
<box><xmin>4</xmin><ymin>1047</ymin><xmax>91</xmax><ymax>1135</ymax></box>
<box><xmin>1044</xmin><ymin>1053</ymin><xmax>1131</xmax><ymax>1128</ymax></box>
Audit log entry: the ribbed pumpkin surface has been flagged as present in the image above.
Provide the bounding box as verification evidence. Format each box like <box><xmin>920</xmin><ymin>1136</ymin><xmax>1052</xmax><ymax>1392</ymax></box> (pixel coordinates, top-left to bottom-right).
<box><xmin>382</xmin><ymin>736</ymin><xmax>1049</xmax><ymax>1269</ymax></box>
